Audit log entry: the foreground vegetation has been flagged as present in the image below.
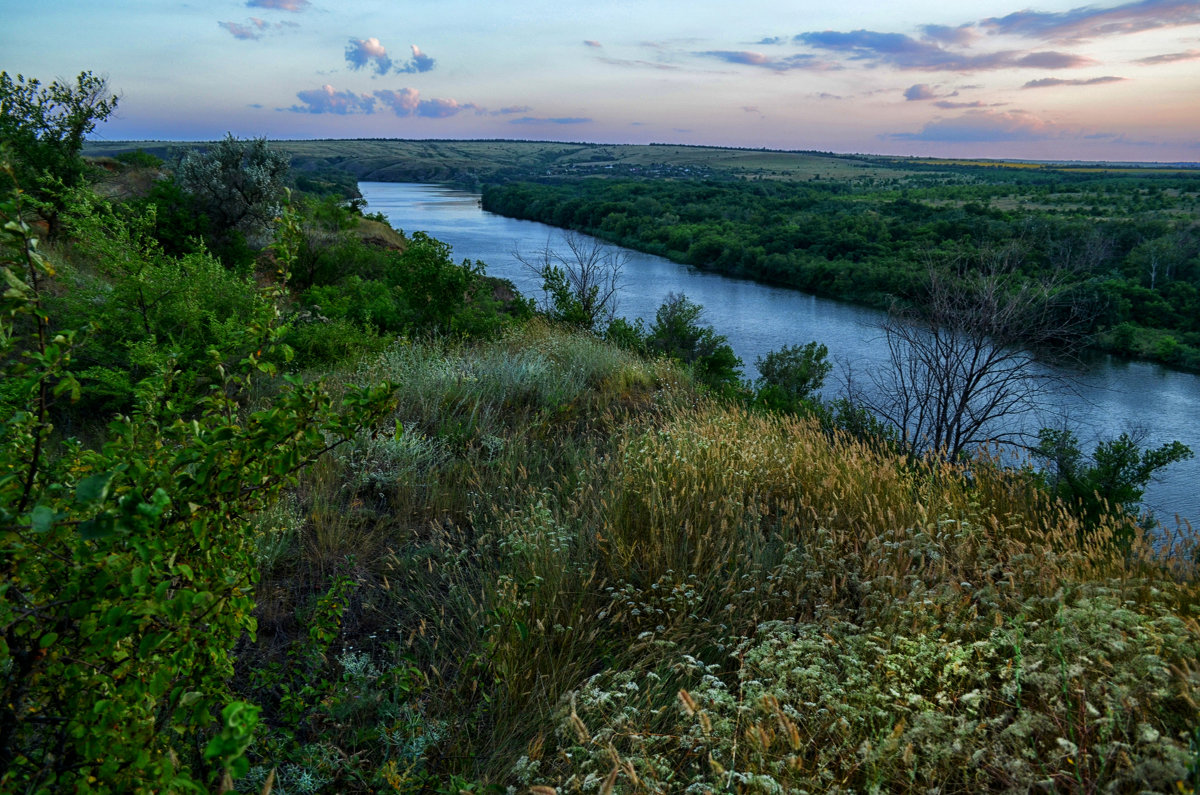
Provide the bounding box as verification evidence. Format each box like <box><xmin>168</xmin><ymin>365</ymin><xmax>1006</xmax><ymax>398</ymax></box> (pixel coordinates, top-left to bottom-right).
<box><xmin>6</xmin><ymin>75</ymin><xmax>1200</xmax><ymax>793</ymax></box>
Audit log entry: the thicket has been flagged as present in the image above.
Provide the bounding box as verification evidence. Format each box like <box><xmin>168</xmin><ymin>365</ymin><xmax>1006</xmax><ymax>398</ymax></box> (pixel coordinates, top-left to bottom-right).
<box><xmin>0</xmin><ymin>169</ymin><xmax>396</xmax><ymax>792</ymax></box>
<box><xmin>482</xmin><ymin>176</ymin><xmax>1200</xmax><ymax>371</ymax></box>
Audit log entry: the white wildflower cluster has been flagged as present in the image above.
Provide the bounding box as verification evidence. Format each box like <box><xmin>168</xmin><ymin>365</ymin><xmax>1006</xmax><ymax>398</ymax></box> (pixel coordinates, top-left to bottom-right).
<box><xmin>337</xmin><ymin>649</ymin><xmax>379</xmax><ymax>684</ymax></box>
<box><xmin>602</xmin><ymin>572</ymin><xmax>712</xmax><ymax>629</ymax></box>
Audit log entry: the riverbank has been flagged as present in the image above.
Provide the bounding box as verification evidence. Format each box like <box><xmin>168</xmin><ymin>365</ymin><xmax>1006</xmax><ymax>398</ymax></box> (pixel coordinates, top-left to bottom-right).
<box><xmin>481</xmin><ymin>176</ymin><xmax>1200</xmax><ymax>374</ymax></box>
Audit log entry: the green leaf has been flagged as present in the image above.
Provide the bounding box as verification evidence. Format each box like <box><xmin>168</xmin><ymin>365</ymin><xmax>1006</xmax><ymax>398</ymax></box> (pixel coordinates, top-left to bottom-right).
<box><xmin>31</xmin><ymin>504</ymin><xmax>55</xmax><ymax>533</ymax></box>
<box><xmin>39</xmin><ymin>632</ymin><xmax>58</xmax><ymax>649</ymax></box>
<box><xmin>138</xmin><ymin>631</ymin><xmax>166</xmax><ymax>657</ymax></box>
<box><xmin>75</xmin><ymin>471</ymin><xmax>113</xmax><ymax>506</ymax></box>
<box><xmin>78</xmin><ymin>517</ymin><xmax>114</xmax><ymax>540</ymax></box>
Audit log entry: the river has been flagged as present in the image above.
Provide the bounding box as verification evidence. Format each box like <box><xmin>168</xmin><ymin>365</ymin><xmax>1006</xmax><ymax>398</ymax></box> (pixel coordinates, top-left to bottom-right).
<box><xmin>360</xmin><ymin>181</ymin><xmax>1199</xmax><ymax>526</ymax></box>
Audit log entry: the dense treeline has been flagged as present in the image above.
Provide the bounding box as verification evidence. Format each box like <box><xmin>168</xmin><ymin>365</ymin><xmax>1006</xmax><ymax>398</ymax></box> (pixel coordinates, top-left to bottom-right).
<box><xmin>483</xmin><ymin>175</ymin><xmax>1200</xmax><ymax>369</ymax></box>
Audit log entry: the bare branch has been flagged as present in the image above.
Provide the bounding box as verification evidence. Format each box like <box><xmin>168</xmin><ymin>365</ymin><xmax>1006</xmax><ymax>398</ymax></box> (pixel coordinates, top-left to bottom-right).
<box><xmin>512</xmin><ymin>230</ymin><xmax>626</xmax><ymax>331</ymax></box>
<box><xmin>857</xmin><ymin>246</ymin><xmax>1091</xmax><ymax>460</ymax></box>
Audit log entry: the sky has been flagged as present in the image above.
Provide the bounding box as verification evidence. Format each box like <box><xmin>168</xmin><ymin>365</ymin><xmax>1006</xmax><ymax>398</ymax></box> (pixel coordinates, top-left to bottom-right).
<box><xmin>2</xmin><ymin>0</ymin><xmax>1198</xmax><ymax>161</ymax></box>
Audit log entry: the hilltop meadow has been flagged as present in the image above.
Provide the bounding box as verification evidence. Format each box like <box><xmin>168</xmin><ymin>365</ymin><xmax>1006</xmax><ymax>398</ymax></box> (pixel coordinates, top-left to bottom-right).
<box><xmin>2</xmin><ymin>78</ymin><xmax>1197</xmax><ymax>793</ymax></box>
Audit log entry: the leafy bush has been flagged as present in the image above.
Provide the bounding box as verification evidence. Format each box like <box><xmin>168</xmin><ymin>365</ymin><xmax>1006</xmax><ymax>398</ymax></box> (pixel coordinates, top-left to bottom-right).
<box><xmin>646</xmin><ymin>293</ymin><xmax>742</xmax><ymax>394</ymax></box>
<box><xmin>176</xmin><ymin>134</ymin><xmax>289</xmax><ymax>250</ymax></box>
<box><xmin>114</xmin><ymin>149</ymin><xmax>163</xmax><ymax>169</ymax></box>
<box><xmin>45</xmin><ymin>189</ymin><xmax>273</xmax><ymax>416</ymax></box>
<box><xmin>1034</xmin><ymin>427</ymin><xmax>1193</xmax><ymax>536</ymax></box>
<box><xmin>0</xmin><ymin>188</ymin><xmax>395</xmax><ymax>792</ymax></box>
<box><xmin>754</xmin><ymin>340</ymin><xmax>831</xmax><ymax>412</ymax></box>
<box><xmin>299</xmin><ymin>231</ymin><xmax>516</xmax><ymax>340</ymax></box>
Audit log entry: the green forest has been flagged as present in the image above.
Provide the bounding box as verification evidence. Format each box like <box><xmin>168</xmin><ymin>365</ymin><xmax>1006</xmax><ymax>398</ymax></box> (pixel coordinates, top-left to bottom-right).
<box><xmin>483</xmin><ymin>170</ymin><xmax>1200</xmax><ymax>370</ymax></box>
<box><xmin>5</xmin><ymin>72</ymin><xmax>1200</xmax><ymax>794</ymax></box>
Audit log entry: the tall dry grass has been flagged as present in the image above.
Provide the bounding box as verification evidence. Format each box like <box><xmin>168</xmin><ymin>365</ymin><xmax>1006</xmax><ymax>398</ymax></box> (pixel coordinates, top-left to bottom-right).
<box><xmin>239</xmin><ymin>322</ymin><xmax>1199</xmax><ymax>792</ymax></box>
<box><xmin>463</xmin><ymin>402</ymin><xmax>1200</xmax><ymax>791</ymax></box>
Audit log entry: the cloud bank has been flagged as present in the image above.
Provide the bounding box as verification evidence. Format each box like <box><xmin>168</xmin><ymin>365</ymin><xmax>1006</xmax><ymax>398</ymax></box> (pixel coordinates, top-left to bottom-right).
<box><xmin>287</xmin><ymin>85</ymin><xmax>482</xmax><ymax>118</ymax></box>
<box><xmin>371</xmin><ymin>88</ymin><xmax>475</xmax><ymax>118</ymax></box>
<box><xmin>891</xmin><ymin>110</ymin><xmax>1063</xmax><ymax>142</ymax></box>
<box><xmin>934</xmin><ymin>100</ymin><xmax>995</xmax><ymax>108</ymax></box>
<box><xmin>698</xmin><ymin>50</ymin><xmax>830</xmax><ymax>71</ymax></box>
<box><xmin>509</xmin><ymin>116</ymin><xmax>592</xmax><ymax>125</ymax></box>
<box><xmin>1022</xmin><ymin>76</ymin><xmax>1127</xmax><ymax>88</ymax></box>
<box><xmin>290</xmin><ymin>84</ymin><xmax>376</xmax><ymax>115</ymax></box>
<box><xmin>981</xmin><ymin>0</ymin><xmax>1200</xmax><ymax>42</ymax></box>
<box><xmin>795</xmin><ymin>30</ymin><xmax>1094</xmax><ymax>71</ymax></box>
<box><xmin>1135</xmin><ymin>48</ymin><xmax>1200</xmax><ymax>64</ymax></box>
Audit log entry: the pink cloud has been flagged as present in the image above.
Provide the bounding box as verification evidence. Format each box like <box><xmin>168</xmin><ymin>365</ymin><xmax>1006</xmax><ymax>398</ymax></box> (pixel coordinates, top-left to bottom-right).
<box><xmin>374</xmin><ymin>88</ymin><xmax>420</xmax><ymax>115</ymax></box>
<box><xmin>289</xmin><ymin>84</ymin><xmax>376</xmax><ymax>114</ymax></box>
<box><xmin>1022</xmin><ymin>76</ymin><xmax>1128</xmax><ymax>88</ymax></box>
<box><xmin>1135</xmin><ymin>48</ymin><xmax>1200</xmax><ymax>64</ymax></box>
<box><xmin>398</xmin><ymin>44</ymin><xmax>436</xmax><ymax>74</ymax></box>
<box><xmin>219</xmin><ymin>21</ymin><xmax>262</xmax><ymax>40</ymax></box>
<box><xmin>891</xmin><ymin>109</ymin><xmax>1064</xmax><ymax>142</ymax></box>
<box><xmin>346</xmin><ymin>37</ymin><xmax>393</xmax><ymax>75</ymax></box>
<box><xmin>246</xmin><ymin>0</ymin><xmax>310</xmax><ymax>10</ymax></box>
<box><xmin>373</xmin><ymin>88</ymin><xmax>476</xmax><ymax>118</ymax></box>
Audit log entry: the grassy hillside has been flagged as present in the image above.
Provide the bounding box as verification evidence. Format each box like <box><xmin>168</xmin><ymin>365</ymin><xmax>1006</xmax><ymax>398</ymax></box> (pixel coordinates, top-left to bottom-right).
<box><xmin>84</xmin><ymin>138</ymin><xmax>1199</xmax><ymax>190</ymax></box>
<box><xmin>233</xmin><ymin>318</ymin><xmax>1200</xmax><ymax>793</ymax></box>
<box><xmin>84</xmin><ymin>139</ymin><xmax>930</xmax><ymax>187</ymax></box>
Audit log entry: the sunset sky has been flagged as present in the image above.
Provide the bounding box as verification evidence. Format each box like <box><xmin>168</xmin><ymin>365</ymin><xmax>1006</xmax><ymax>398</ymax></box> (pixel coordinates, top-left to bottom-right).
<box><xmin>3</xmin><ymin>0</ymin><xmax>1198</xmax><ymax>161</ymax></box>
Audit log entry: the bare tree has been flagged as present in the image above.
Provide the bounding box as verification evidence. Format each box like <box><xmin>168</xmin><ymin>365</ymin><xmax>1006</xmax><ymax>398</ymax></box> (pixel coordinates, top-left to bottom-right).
<box><xmin>854</xmin><ymin>245</ymin><xmax>1090</xmax><ymax>460</ymax></box>
<box><xmin>513</xmin><ymin>231</ymin><xmax>626</xmax><ymax>331</ymax></box>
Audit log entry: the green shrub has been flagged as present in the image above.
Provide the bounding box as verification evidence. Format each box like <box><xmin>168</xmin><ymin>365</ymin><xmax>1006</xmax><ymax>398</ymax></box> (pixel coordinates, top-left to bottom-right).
<box><xmin>114</xmin><ymin>149</ymin><xmax>163</xmax><ymax>169</ymax></box>
<box><xmin>0</xmin><ymin>190</ymin><xmax>395</xmax><ymax>792</ymax></box>
<box><xmin>647</xmin><ymin>293</ymin><xmax>743</xmax><ymax>394</ymax></box>
<box><xmin>48</xmin><ymin>190</ymin><xmax>274</xmax><ymax>415</ymax></box>
<box><xmin>754</xmin><ymin>340</ymin><xmax>831</xmax><ymax>413</ymax></box>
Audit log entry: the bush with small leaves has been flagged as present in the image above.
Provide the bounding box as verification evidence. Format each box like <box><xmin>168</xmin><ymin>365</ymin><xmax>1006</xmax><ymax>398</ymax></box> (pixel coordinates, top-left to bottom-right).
<box><xmin>0</xmin><ymin>181</ymin><xmax>395</xmax><ymax>792</ymax></box>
